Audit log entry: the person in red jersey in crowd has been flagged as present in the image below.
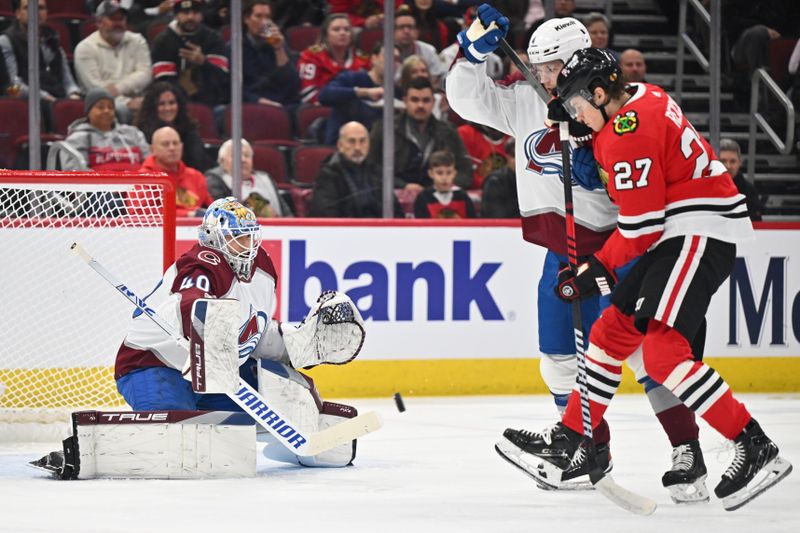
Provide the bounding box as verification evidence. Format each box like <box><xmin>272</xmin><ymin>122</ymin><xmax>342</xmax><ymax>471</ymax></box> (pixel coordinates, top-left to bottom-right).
<box><xmin>138</xmin><ymin>126</ymin><xmax>213</xmax><ymax>216</ymax></box>
<box><xmin>297</xmin><ymin>13</ymin><xmax>370</xmax><ymax>104</ymax></box>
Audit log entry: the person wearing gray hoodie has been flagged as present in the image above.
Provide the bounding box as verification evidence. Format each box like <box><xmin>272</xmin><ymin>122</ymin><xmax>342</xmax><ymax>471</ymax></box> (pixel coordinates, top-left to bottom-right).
<box><xmin>61</xmin><ymin>87</ymin><xmax>150</xmax><ymax>171</ymax></box>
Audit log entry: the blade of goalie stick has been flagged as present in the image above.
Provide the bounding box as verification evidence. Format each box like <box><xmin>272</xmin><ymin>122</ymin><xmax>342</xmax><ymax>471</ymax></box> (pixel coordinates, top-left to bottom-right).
<box><xmin>303</xmin><ymin>411</ymin><xmax>384</xmax><ymax>457</ymax></box>
<box><xmin>70</xmin><ymin>242</ymin><xmax>383</xmax><ymax>457</ymax></box>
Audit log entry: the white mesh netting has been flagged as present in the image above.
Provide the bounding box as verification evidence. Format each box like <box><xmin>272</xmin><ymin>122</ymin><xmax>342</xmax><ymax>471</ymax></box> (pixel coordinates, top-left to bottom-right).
<box><xmin>0</xmin><ymin>174</ymin><xmax>173</xmax><ymax>438</ymax></box>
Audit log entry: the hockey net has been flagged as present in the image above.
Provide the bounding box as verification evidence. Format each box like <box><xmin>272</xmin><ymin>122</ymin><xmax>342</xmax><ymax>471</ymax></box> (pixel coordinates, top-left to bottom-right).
<box><xmin>0</xmin><ymin>171</ymin><xmax>175</xmax><ymax>439</ymax></box>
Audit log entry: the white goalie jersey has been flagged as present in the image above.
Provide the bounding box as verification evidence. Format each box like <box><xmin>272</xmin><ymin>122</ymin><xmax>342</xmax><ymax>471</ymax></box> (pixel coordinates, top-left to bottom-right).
<box><xmin>446</xmin><ymin>59</ymin><xmax>618</xmax><ymax>256</ymax></box>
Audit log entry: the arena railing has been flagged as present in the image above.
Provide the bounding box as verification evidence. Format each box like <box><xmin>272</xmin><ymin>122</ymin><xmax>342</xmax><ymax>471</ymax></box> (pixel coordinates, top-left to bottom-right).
<box><xmin>746</xmin><ymin>68</ymin><xmax>796</xmax><ymax>180</ymax></box>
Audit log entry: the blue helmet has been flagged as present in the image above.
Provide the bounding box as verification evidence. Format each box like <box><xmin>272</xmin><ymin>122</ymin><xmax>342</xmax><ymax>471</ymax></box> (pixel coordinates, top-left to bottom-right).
<box><xmin>198</xmin><ymin>197</ymin><xmax>262</xmax><ymax>278</ymax></box>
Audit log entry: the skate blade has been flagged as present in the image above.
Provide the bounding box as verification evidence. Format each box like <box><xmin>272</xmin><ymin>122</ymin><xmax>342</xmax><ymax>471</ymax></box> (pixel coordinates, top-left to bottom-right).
<box><xmin>666</xmin><ymin>475</ymin><xmax>710</xmax><ymax>504</ymax></box>
<box><xmin>722</xmin><ymin>456</ymin><xmax>793</xmax><ymax>511</ymax></box>
<box><xmin>494</xmin><ymin>438</ymin><xmax>561</xmax><ymax>491</ymax></box>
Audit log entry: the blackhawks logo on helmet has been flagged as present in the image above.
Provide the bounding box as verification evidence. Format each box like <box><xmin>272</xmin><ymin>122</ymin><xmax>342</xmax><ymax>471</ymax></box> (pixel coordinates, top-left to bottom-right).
<box><xmin>613</xmin><ymin>110</ymin><xmax>638</xmax><ymax>135</ymax></box>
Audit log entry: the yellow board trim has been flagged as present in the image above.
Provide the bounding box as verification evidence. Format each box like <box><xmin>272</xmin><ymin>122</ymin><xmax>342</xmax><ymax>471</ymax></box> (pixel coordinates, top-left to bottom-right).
<box><xmin>2</xmin><ymin>357</ymin><xmax>798</xmax><ymax>410</ymax></box>
<box><xmin>305</xmin><ymin>357</ymin><xmax>800</xmax><ymax>397</ymax></box>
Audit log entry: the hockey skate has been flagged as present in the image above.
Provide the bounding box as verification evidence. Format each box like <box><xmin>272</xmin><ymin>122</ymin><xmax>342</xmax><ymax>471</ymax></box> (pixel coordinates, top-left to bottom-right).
<box><xmin>661</xmin><ymin>439</ymin><xmax>710</xmax><ymax>504</ymax></box>
<box><xmin>714</xmin><ymin>419</ymin><xmax>793</xmax><ymax>511</ymax></box>
<box><xmin>495</xmin><ymin>423</ymin><xmax>612</xmax><ymax>491</ymax></box>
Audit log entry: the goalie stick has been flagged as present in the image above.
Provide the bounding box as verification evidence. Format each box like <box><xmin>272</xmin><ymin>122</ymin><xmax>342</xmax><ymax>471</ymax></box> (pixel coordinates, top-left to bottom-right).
<box><xmin>70</xmin><ymin>242</ymin><xmax>382</xmax><ymax>457</ymax></box>
<box><xmin>496</xmin><ymin>36</ymin><xmax>657</xmax><ymax>515</ymax></box>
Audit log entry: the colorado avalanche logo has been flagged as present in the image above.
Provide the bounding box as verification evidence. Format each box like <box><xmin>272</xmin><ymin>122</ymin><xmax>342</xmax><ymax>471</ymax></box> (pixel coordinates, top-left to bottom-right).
<box><xmin>238</xmin><ymin>306</ymin><xmax>268</xmax><ymax>359</ymax></box>
<box><xmin>524</xmin><ymin>128</ymin><xmax>564</xmax><ymax>176</ymax></box>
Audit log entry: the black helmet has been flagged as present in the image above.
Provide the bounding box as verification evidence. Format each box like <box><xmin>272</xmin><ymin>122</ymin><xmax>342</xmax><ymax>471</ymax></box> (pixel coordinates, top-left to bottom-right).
<box><xmin>556</xmin><ymin>48</ymin><xmax>621</xmax><ymax>119</ymax></box>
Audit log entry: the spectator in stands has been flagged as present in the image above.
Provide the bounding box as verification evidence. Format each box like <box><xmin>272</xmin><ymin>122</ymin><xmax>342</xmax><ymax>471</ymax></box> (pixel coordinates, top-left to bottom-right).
<box><xmin>61</xmin><ymin>87</ymin><xmax>150</xmax><ymax>171</ymax></box>
<box><xmin>150</xmin><ymin>0</ymin><xmax>230</xmax><ymax>108</ymax></box>
<box><xmin>328</xmin><ymin>0</ymin><xmax>394</xmax><ymax>30</ymax></box>
<box><xmin>205</xmin><ymin>138</ymin><xmax>292</xmax><ymax>217</ymax></box>
<box><xmin>583</xmin><ymin>12</ymin><xmax>616</xmax><ymax>59</ymax></box>
<box><xmin>235</xmin><ymin>0</ymin><xmax>300</xmax><ymax>108</ymax></box>
<box><xmin>619</xmin><ymin>48</ymin><xmax>647</xmax><ymax>82</ymax></box>
<box><xmin>481</xmin><ymin>137</ymin><xmax>518</xmax><ymax>218</ymax></box>
<box><xmin>140</xmin><ymin>126</ymin><xmax>213</xmax><ymax>216</ymax></box>
<box><xmin>74</xmin><ymin>0</ymin><xmax>152</xmax><ymax>123</ymax></box>
<box><xmin>298</xmin><ymin>13</ymin><xmax>370</xmax><ymax>104</ymax></box>
<box><xmin>309</xmin><ymin>121</ymin><xmax>401</xmax><ymax>217</ymax></box>
<box><xmin>393</xmin><ymin>5</ymin><xmax>446</xmax><ymax>87</ymax></box>
<box><xmin>527</xmin><ymin>0</ymin><xmax>575</xmax><ymax>41</ymax></box>
<box><xmin>457</xmin><ymin>121</ymin><xmax>509</xmax><ymax>191</ymax></box>
<box><xmin>0</xmin><ymin>1</ymin><xmax>81</xmax><ymax>105</ymax></box>
<box><xmin>413</xmin><ymin>150</ymin><xmax>476</xmax><ymax>218</ymax></box>
<box><xmin>408</xmin><ymin>0</ymin><xmax>449</xmax><ymax>51</ymax></box>
<box><xmin>86</xmin><ymin>1</ymin><xmax>176</xmax><ymax>34</ymax></box>
<box><xmin>719</xmin><ymin>138</ymin><xmax>762</xmax><ymax>221</ymax></box>
<box><xmin>270</xmin><ymin>0</ymin><xmax>325</xmax><ymax>29</ymax></box>
<box><xmin>399</xmin><ymin>55</ymin><xmax>447</xmax><ymax>120</ymax></box>
<box><xmin>319</xmin><ymin>42</ymin><xmax>401</xmax><ymax>145</ymax></box>
<box><xmin>369</xmin><ymin>76</ymin><xmax>472</xmax><ymax>191</ymax></box>
<box><xmin>134</xmin><ymin>81</ymin><xmax>213</xmax><ymax>171</ymax></box>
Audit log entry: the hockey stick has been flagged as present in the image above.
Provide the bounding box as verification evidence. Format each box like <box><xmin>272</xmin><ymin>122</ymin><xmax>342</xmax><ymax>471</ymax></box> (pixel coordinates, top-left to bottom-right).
<box><xmin>70</xmin><ymin>242</ymin><xmax>382</xmax><ymax>457</ymax></box>
<box><xmin>496</xmin><ymin>36</ymin><xmax>657</xmax><ymax>515</ymax></box>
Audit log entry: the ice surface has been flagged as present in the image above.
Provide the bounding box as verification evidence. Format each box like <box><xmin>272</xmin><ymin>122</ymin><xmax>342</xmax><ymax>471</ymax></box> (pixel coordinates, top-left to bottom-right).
<box><xmin>1</xmin><ymin>394</ymin><xmax>798</xmax><ymax>533</ymax></box>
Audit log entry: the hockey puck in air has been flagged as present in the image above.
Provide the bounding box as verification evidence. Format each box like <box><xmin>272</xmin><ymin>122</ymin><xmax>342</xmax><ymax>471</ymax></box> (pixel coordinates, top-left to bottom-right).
<box><xmin>393</xmin><ymin>392</ymin><xmax>406</xmax><ymax>412</ymax></box>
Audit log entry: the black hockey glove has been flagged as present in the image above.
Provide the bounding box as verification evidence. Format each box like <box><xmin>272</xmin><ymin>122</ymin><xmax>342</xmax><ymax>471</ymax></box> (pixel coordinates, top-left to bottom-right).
<box><xmin>556</xmin><ymin>256</ymin><xmax>616</xmax><ymax>302</ymax></box>
<box><xmin>547</xmin><ymin>97</ymin><xmax>594</xmax><ymax>143</ymax></box>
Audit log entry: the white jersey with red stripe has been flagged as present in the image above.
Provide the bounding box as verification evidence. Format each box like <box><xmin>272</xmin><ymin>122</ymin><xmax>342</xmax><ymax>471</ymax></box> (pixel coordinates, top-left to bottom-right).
<box><xmin>593</xmin><ymin>83</ymin><xmax>754</xmax><ymax>271</ymax></box>
<box><xmin>446</xmin><ymin>59</ymin><xmax>618</xmax><ymax>256</ymax></box>
<box><xmin>115</xmin><ymin>244</ymin><xmax>277</xmax><ymax>380</ymax></box>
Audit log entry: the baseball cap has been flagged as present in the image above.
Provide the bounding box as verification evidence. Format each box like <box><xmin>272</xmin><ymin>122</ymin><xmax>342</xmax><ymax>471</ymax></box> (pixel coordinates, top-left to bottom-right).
<box><xmin>174</xmin><ymin>0</ymin><xmax>205</xmax><ymax>13</ymax></box>
<box><xmin>95</xmin><ymin>0</ymin><xmax>128</xmax><ymax>18</ymax></box>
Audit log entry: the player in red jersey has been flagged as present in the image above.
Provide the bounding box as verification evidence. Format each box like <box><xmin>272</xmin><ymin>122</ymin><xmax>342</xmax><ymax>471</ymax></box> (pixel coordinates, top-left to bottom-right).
<box><xmin>297</xmin><ymin>13</ymin><xmax>370</xmax><ymax>104</ymax></box>
<box><xmin>501</xmin><ymin>48</ymin><xmax>792</xmax><ymax>511</ymax></box>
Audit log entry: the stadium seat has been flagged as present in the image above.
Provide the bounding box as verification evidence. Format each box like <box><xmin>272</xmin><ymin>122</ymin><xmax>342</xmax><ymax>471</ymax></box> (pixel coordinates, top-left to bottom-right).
<box><xmin>223</xmin><ymin>104</ymin><xmax>293</xmax><ymax>142</ymax></box>
<box><xmin>769</xmin><ymin>38</ymin><xmax>798</xmax><ymax>87</ymax></box>
<box><xmin>291</xmin><ymin>145</ymin><xmax>334</xmax><ymax>186</ymax></box>
<box><xmin>52</xmin><ymin>98</ymin><xmax>85</xmax><ymax>135</ymax></box>
<box><xmin>186</xmin><ymin>102</ymin><xmax>219</xmax><ymax>141</ymax></box>
<box><xmin>147</xmin><ymin>22</ymin><xmax>168</xmax><ymax>43</ymax></box>
<box><xmin>252</xmin><ymin>142</ymin><xmax>289</xmax><ymax>184</ymax></box>
<box><xmin>286</xmin><ymin>26</ymin><xmax>321</xmax><ymax>53</ymax></box>
<box><xmin>78</xmin><ymin>19</ymin><xmax>97</xmax><ymax>40</ymax></box>
<box><xmin>357</xmin><ymin>28</ymin><xmax>383</xmax><ymax>54</ymax></box>
<box><xmin>295</xmin><ymin>104</ymin><xmax>331</xmax><ymax>142</ymax></box>
<box><xmin>45</xmin><ymin>0</ymin><xmax>88</xmax><ymax>16</ymax></box>
<box><xmin>45</xmin><ymin>19</ymin><xmax>74</xmax><ymax>59</ymax></box>
<box><xmin>0</xmin><ymin>99</ymin><xmax>29</xmax><ymax>168</ymax></box>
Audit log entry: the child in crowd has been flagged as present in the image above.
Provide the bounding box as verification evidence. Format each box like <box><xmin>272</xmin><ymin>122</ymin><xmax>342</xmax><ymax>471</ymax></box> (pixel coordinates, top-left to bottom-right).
<box><xmin>413</xmin><ymin>150</ymin><xmax>476</xmax><ymax>219</ymax></box>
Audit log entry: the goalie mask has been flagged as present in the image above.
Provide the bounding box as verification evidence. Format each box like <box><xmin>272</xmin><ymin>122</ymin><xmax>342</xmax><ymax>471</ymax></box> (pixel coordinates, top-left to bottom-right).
<box><xmin>198</xmin><ymin>197</ymin><xmax>262</xmax><ymax>279</ymax></box>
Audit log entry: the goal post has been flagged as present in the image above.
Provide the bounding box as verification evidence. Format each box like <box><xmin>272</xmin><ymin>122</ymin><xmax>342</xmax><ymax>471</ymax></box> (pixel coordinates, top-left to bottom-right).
<box><xmin>0</xmin><ymin>171</ymin><xmax>176</xmax><ymax>438</ymax></box>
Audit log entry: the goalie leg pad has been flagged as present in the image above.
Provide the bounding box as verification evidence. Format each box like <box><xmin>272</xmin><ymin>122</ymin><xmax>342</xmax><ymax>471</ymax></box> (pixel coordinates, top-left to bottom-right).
<box><xmin>186</xmin><ymin>298</ymin><xmax>241</xmax><ymax>394</ymax></box>
<box><xmin>282</xmin><ymin>291</ymin><xmax>366</xmax><ymax>369</ymax></box>
<box><xmin>33</xmin><ymin>410</ymin><xmax>256</xmax><ymax>479</ymax></box>
<box><xmin>258</xmin><ymin>360</ymin><xmax>358</xmax><ymax>467</ymax></box>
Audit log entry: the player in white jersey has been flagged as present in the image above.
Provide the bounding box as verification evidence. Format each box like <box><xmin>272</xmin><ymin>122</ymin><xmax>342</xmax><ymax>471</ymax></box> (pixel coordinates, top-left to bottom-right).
<box><xmin>115</xmin><ymin>197</ymin><xmax>363</xmax><ymax>467</ymax></box>
<box><xmin>448</xmin><ymin>4</ymin><xmax>710</xmax><ymax>499</ymax></box>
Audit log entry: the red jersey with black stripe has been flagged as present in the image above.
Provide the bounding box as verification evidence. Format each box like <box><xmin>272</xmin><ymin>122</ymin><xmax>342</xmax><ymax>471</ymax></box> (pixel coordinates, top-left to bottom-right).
<box><xmin>115</xmin><ymin>244</ymin><xmax>277</xmax><ymax>379</ymax></box>
<box><xmin>592</xmin><ymin>83</ymin><xmax>753</xmax><ymax>271</ymax></box>
<box><xmin>297</xmin><ymin>45</ymin><xmax>370</xmax><ymax>103</ymax></box>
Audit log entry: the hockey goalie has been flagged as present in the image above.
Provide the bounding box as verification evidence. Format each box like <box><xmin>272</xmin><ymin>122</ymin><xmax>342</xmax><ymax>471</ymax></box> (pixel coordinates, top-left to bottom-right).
<box><xmin>33</xmin><ymin>197</ymin><xmax>367</xmax><ymax>479</ymax></box>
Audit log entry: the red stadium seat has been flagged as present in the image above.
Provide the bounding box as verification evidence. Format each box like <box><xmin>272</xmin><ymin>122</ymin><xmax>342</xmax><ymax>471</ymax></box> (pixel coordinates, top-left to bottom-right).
<box><xmin>252</xmin><ymin>142</ymin><xmax>288</xmax><ymax>184</ymax></box>
<box><xmin>286</xmin><ymin>26</ymin><xmax>321</xmax><ymax>53</ymax></box>
<box><xmin>769</xmin><ymin>38</ymin><xmax>798</xmax><ymax>86</ymax></box>
<box><xmin>51</xmin><ymin>98</ymin><xmax>85</xmax><ymax>135</ymax></box>
<box><xmin>224</xmin><ymin>104</ymin><xmax>292</xmax><ymax>142</ymax></box>
<box><xmin>295</xmin><ymin>104</ymin><xmax>331</xmax><ymax>142</ymax></box>
<box><xmin>45</xmin><ymin>0</ymin><xmax>88</xmax><ymax>16</ymax></box>
<box><xmin>0</xmin><ymin>99</ymin><xmax>29</xmax><ymax>168</ymax></box>
<box><xmin>45</xmin><ymin>19</ymin><xmax>73</xmax><ymax>59</ymax></box>
<box><xmin>79</xmin><ymin>19</ymin><xmax>97</xmax><ymax>40</ymax></box>
<box><xmin>357</xmin><ymin>28</ymin><xmax>383</xmax><ymax>54</ymax></box>
<box><xmin>187</xmin><ymin>102</ymin><xmax>219</xmax><ymax>141</ymax></box>
<box><xmin>291</xmin><ymin>145</ymin><xmax>334</xmax><ymax>186</ymax></box>
<box><xmin>147</xmin><ymin>22</ymin><xmax>168</xmax><ymax>43</ymax></box>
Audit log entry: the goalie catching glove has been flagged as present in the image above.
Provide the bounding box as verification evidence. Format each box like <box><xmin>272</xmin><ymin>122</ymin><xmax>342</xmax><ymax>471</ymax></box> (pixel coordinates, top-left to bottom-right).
<box><xmin>457</xmin><ymin>3</ymin><xmax>509</xmax><ymax>64</ymax></box>
<box><xmin>556</xmin><ymin>256</ymin><xmax>616</xmax><ymax>301</ymax></box>
<box><xmin>282</xmin><ymin>291</ymin><xmax>365</xmax><ymax>369</ymax></box>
